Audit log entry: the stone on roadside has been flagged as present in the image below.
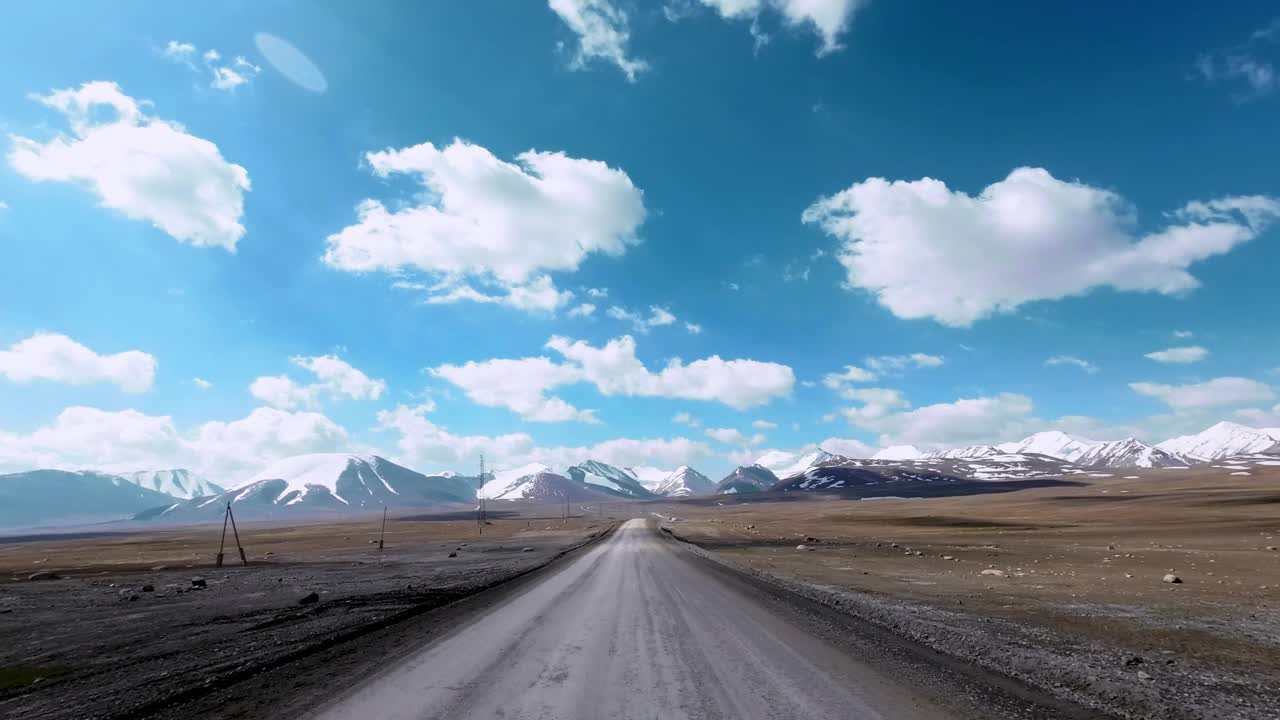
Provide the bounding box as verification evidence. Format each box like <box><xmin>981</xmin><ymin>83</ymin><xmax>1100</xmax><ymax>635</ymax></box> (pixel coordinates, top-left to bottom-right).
<box><xmin>980</xmin><ymin>569</ymin><xmax>1006</xmax><ymax>577</ymax></box>
<box><xmin>27</xmin><ymin>571</ymin><xmax>60</xmax><ymax>581</ymax></box>
<box><xmin>141</xmin><ymin>584</ymin><xmax>155</xmax><ymax>592</ymax></box>
<box><xmin>795</xmin><ymin>544</ymin><xmax>812</xmax><ymax>551</ymax></box>
<box><xmin>299</xmin><ymin>591</ymin><xmax>320</xmax><ymax>605</ymax></box>
<box><xmin>522</xmin><ymin>547</ymin><xmax>535</xmax><ymax>552</ymax></box>
<box><xmin>190</xmin><ymin>577</ymin><xmax>207</xmax><ymax>588</ymax></box>
<box><xmin>1162</xmin><ymin>573</ymin><xmax>1182</xmax><ymax>584</ymax></box>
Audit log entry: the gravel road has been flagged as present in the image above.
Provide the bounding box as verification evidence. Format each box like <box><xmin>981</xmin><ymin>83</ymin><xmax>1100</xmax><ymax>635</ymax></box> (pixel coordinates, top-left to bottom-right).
<box><xmin>313</xmin><ymin>519</ymin><xmax>1077</xmax><ymax>720</ymax></box>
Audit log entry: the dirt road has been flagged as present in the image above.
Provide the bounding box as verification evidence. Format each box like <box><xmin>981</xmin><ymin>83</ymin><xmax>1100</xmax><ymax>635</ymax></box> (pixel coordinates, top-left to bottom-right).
<box><xmin>313</xmin><ymin>519</ymin><xmax>1089</xmax><ymax>720</ymax></box>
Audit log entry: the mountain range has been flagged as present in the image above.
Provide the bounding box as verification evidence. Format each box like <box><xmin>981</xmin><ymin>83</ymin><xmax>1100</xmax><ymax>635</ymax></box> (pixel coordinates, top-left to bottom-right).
<box><xmin>3</xmin><ymin>421</ymin><xmax>1278</xmax><ymax>529</ymax></box>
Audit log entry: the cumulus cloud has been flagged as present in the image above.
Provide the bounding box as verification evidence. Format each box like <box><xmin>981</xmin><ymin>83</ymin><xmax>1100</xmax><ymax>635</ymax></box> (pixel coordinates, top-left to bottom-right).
<box><xmin>547</xmin><ymin>335</ymin><xmax>794</xmax><ymax>410</ymax></box>
<box><xmin>803</xmin><ymin>167</ymin><xmax>1280</xmax><ymax>326</ymax></box>
<box><xmin>0</xmin><ymin>405</ymin><xmax>347</xmax><ymax>482</ymax></box>
<box><xmin>705</xmin><ymin>427</ymin><xmax>766</xmax><ymax>446</ymax></box>
<box><xmin>752</xmin><ymin>419</ymin><xmax>778</xmax><ymax>429</ymax></box>
<box><xmin>1045</xmin><ymin>355</ymin><xmax>1099</xmax><ymax>373</ymax></box>
<box><xmin>431</xmin><ymin>336</ymin><xmax>793</xmax><ymax>419</ymax></box>
<box><xmin>376</xmin><ymin>403</ymin><xmax>711</xmax><ymax>472</ymax></box>
<box><xmin>1173</xmin><ymin>330</ymin><xmax>1194</xmax><ymax>339</ymax></box>
<box><xmin>1145</xmin><ymin>345</ymin><xmax>1209</xmax><ymax>364</ymax></box>
<box><xmin>250</xmin><ymin>354</ymin><xmax>385</xmax><ymax>410</ymax></box>
<box><xmin>0</xmin><ymin>332</ymin><xmax>156</xmax><ymax>393</ymax></box>
<box><xmin>8</xmin><ymin>81</ymin><xmax>250</xmax><ymax>249</ymax></box>
<box><xmin>325</xmin><ymin>139</ymin><xmax>645</xmax><ymax>314</ymax></box>
<box><xmin>162</xmin><ymin>40</ymin><xmax>261</xmax><ymax>91</ymax></box>
<box><xmin>863</xmin><ymin>393</ymin><xmax>1036</xmax><ymax>448</ymax></box>
<box><xmin>684</xmin><ymin>322</ymin><xmax>703</xmax><ymax>334</ymax></box>
<box><xmin>192</xmin><ymin>377</ymin><xmax>213</xmax><ymax>389</ymax></box>
<box><xmin>429</xmin><ymin>356</ymin><xmax>598</xmax><ymax>424</ymax></box>
<box><xmin>606</xmin><ymin>305</ymin><xmax>683</xmax><ymax>333</ymax></box>
<box><xmin>568</xmin><ymin>303</ymin><xmax>597</xmax><ymax>317</ymax></box>
<box><xmin>864</xmin><ymin>353</ymin><xmax>944</xmax><ymax>373</ymax></box>
<box><xmin>823</xmin><ymin>365</ymin><xmax>876</xmax><ymax>387</ymax></box>
<box><xmin>548</xmin><ymin>0</ymin><xmax>649</xmax><ymax>81</ymax></box>
<box><xmin>1130</xmin><ymin>377</ymin><xmax>1274</xmax><ymax>410</ymax></box>
<box><xmin>684</xmin><ymin>0</ymin><xmax>869</xmax><ymax>56</ymax></box>
<box><xmin>672</xmin><ymin>411</ymin><xmax>700</xmax><ymax>426</ymax></box>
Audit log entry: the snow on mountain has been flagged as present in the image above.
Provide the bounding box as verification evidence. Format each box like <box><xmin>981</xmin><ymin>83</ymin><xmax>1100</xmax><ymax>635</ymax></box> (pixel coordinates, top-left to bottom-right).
<box><xmin>925</xmin><ymin>445</ymin><xmax>1002</xmax><ymax>459</ymax></box>
<box><xmin>566</xmin><ymin>460</ymin><xmax>653</xmax><ymax>498</ymax></box>
<box><xmin>117</xmin><ymin>469</ymin><xmax>222</xmax><ymax>499</ymax></box>
<box><xmin>1074</xmin><ymin>438</ymin><xmax>1186</xmax><ymax>469</ymax></box>
<box><xmin>871</xmin><ymin>445</ymin><xmax>925</xmax><ymax>460</ymax></box>
<box><xmin>1262</xmin><ymin>428</ymin><xmax>1280</xmax><ymax>442</ymax></box>
<box><xmin>716</xmin><ymin>465</ymin><xmax>779</xmax><ymax>494</ymax></box>
<box><xmin>1157</xmin><ymin>422</ymin><xmax>1280</xmax><ymax>461</ymax></box>
<box><xmin>753</xmin><ymin>449</ymin><xmax>838</xmax><ymax>479</ymax></box>
<box><xmin>485</xmin><ymin>470</ymin><xmax>612</xmax><ymax>502</ymax></box>
<box><xmin>997</xmin><ymin>431</ymin><xmax>1098</xmax><ymax>462</ymax></box>
<box><xmin>1</xmin><ymin>470</ymin><xmax>177</xmax><ymax>528</ymax></box>
<box><xmin>655</xmin><ymin>466</ymin><xmax>714</xmax><ymax>497</ymax></box>
<box><xmin>144</xmin><ymin>454</ymin><xmax>476</xmax><ymax>521</ymax></box>
<box><xmin>628</xmin><ymin>466</ymin><xmax>671</xmax><ymax>492</ymax></box>
<box><xmin>480</xmin><ymin>462</ymin><xmax>552</xmax><ymax>500</ymax></box>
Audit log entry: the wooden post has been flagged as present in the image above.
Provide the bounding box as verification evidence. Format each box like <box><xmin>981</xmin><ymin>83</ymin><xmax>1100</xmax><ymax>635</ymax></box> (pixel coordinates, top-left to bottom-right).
<box><xmin>227</xmin><ymin>503</ymin><xmax>247</xmax><ymax>566</ymax></box>
<box><xmin>379</xmin><ymin>505</ymin><xmax>387</xmax><ymax>551</ymax></box>
<box><xmin>216</xmin><ymin>502</ymin><xmax>230</xmax><ymax>568</ymax></box>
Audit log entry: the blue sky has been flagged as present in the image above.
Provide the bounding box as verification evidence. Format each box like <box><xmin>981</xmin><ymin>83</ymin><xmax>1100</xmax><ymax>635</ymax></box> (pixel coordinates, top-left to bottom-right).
<box><xmin>1</xmin><ymin>1</ymin><xmax>1278</xmax><ymax>482</ymax></box>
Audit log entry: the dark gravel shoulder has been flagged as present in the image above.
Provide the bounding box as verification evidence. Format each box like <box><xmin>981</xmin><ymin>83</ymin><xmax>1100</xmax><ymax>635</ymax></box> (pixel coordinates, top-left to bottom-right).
<box><xmin>0</xmin><ymin>527</ymin><xmax>613</xmax><ymax>720</ymax></box>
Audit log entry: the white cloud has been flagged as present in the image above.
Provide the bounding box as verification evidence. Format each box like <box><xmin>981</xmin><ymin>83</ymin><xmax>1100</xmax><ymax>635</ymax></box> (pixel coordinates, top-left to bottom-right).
<box><xmin>861</xmin><ymin>393</ymin><xmax>1037</xmax><ymax>449</ymax></box>
<box><xmin>586</xmin><ymin>287</ymin><xmax>609</xmax><ymax>298</ymax></box>
<box><xmin>1145</xmin><ymin>345</ymin><xmax>1209</xmax><ymax>364</ymax></box>
<box><xmin>0</xmin><ymin>332</ymin><xmax>156</xmax><ymax>393</ymax></box>
<box><xmin>547</xmin><ymin>335</ymin><xmax>794</xmax><ymax>410</ymax></box>
<box><xmin>192</xmin><ymin>377</ymin><xmax>212</xmax><ymax>389</ymax></box>
<box><xmin>838</xmin><ymin>387</ymin><xmax>910</xmax><ymax>423</ymax></box>
<box><xmin>864</xmin><ymin>353</ymin><xmax>944</xmax><ymax>373</ymax></box>
<box><xmin>9</xmin><ymin>82</ymin><xmax>250</xmax><ymax>250</ymax></box>
<box><xmin>706</xmin><ymin>427</ymin><xmax>767</xmax><ymax>446</ymax></box>
<box><xmin>432</xmin><ymin>335</ymin><xmax>793</xmax><ymax>417</ymax></box>
<box><xmin>1194</xmin><ymin>19</ymin><xmax>1280</xmax><ymax>99</ymax></box>
<box><xmin>250</xmin><ymin>354</ymin><xmax>385</xmax><ymax>409</ymax></box>
<box><xmin>1235</xmin><ymin>403</ymin><xmax>1280</xmax><ymax>428</ymax></box>
<box><xmin>1173</xmin><ymin>329</ymin><xmax>1194</xmax><ymax>339</ymax></box>
<box><xmin>548</xmin><ymin>0</ymin><xmax>650</xmax><ymax>81</ymax></box>
<box><xmin>429</xmin><ymin>356</ymin><xmax>598</xmax><ymax>424</ymax></box>
<box><xmin>1130</xmin><ymin>377</ymin><xmax>1274</xmax><ymax>410</ymax></box>
<box><xmin>818</xmin><ymin>436</ymin><xmax>876</xmax><ymax>458</ymax></box>
<box><xmin>324</xmin><ymin>139</ymin><xmax>644</xmax><ymax>314</ymax></box>
<box><xmin>752</xmin><ymin>419</ymin><xmax>777</xmax><ymax>429</ymax></box>
<box><xmin>690</xmin><ymin>0</ymin><xmax>869</xmax><ymax>56</ymax></box>
<box><xmin>606</xmin><ymin>305</ymin><xmax>679</xmax><ymax>332</ymax></box>
<box><xmin>568</xmin><ymin>302</ymin><xmax>597</xmax><ymax>317</ymax></box>
<box><xmin>1045</xmin><ymin>355</ymin><xmax>1099</xmax><ymax>373</ymax></box>
<box><xmin>0</xmin><ymin>405</ymin><xmax>348</xmax><ymax>482</ymax></box>
<box><xmin>672</xmin><ymin>411</ymin><xmax>701</xmax><ymax>427</ymax></box>
<box><xmin>803</xmin><ymin>167</ymin><xmax>1280</xmax><ymax>326</ymax></box>
<box><xmin>161</xmin><ymin>40</ymin><xmax>261</xmax><ymax>91</ymax></box>
<box><xmin>684</xmin><ymin>322</ymin><xmax>703</xmax><ymax>334</ymax></box>
<box><xmin>823</xmin><ymin>365</ymin><xmax>876</xmax><ymax>387</ymax></box>
<box><xmin>377</xmin><ymin>403</ymin><xmax>710</xmax><ymax>472</ymax></box>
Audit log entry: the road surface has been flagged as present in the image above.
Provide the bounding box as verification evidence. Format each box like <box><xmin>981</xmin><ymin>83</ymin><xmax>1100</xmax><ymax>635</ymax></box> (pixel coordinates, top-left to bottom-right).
<box><xmin>314</xmin><ymin>519</ymin><xmax>962</xmax><ymax>720</ymax></box>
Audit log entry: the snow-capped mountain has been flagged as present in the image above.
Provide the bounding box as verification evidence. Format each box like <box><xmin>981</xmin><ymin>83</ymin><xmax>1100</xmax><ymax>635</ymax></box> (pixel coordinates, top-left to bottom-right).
<box><xmin>480</xmin><ymin>462</ymin><xmax>553</xmax><ymax>500</ymax></box>
<box><xmin>997</xmin><ymin>431</ymin><xmax>1098</xmax><ymax>462</ymax></box>
<box><xmin>752</xmin><ymin>449</ymin><xmax>838</xmax><ymax>479</ymax></box>
<box><xmin>871</xmin><ymin>445</ymin><xmax>925</xmax><ymax>460</ymax></box>
<box><xmin>485</xmin><ymin>470</ymin><xmax>613</xmax><ymax>502</ymax></box>
<box><xmin>117</xmin><ymin>469</ymin><xmax>223</xmax><ymax>499</ymax></box>
<box><xmin>655</xmin><ymin>466</ymin><xmax>714</xmax><ymax>497</ymax></box>
<box><xmin>0</xmin><ymin>470</ymin><xmax>176</xmax><ymax>528</ymax></box>
<box><xmin>565</xmin><ymin>460</ymin><xmax>653</xmax><ymax>498</ymax></box>
<box><xmin>1074</xmin><ymin>438</ymin><xmax>1186</xmax><ymax>468</ymax></box>
<box><xmin>716</xmin><ymin>465</ymin><xmax>779</xmax><ymax>494</ymax></box>
<box><xmin>628</xmin><ymin>466</ymin><xmax>671</xmax><ymax>492</ymax></box>
<box><xmin>1158</xmin><ymin>422</ymin><xmax>1280</xmax><ymax>461</ymax></box>
<box><xmin>925</xmin><ymin>445</ymin><xmax>1002</xmax><ymax>459</ymax></box>
<box><xmin>142</xmin><ymin>454</ymin><xmax>476</xmax><ymax>521</ymax></box>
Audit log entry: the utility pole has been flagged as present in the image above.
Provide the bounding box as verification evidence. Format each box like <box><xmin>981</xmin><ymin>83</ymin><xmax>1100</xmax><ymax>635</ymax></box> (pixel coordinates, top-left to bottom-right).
<box><xmin>227</xmin><ymin>502</ymin><xmax>247</xmax><ymax>566</ymax></box>
<box><xmin>477</xmin><ymin>453</ymin><xmax>486</xmax><ymax>536</ymax></box>
<box><xmin>216</xmin><ymin>502</ymin><xmax>230</xmax><ymax>568</ymax></box>
<box><xmin>378</xmin><ymin>505</ymin><xmax>387</xmax><ymax>551</ymax></box>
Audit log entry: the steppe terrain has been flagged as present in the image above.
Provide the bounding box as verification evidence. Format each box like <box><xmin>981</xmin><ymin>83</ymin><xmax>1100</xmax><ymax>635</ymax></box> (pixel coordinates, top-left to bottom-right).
<box><xmin>652</xmin><ymin>465</ymin><xmax>1280</xmax><ymax>718</ymax></box>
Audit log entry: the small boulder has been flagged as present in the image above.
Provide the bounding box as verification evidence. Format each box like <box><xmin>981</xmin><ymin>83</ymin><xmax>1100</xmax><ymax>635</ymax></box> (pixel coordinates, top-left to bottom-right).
<box><xmin>190</xmin><ymin>577</ymin><xmax>207</xmax><ymax>588</ymax></box>
<box><xmin>1124</xmin><ymin>656</ymin><xmax>1144</xmax><ymax>666</ymax></box>
<box><xmin>1267</xmin><ymin>546</ymin><xmax>1277</xmax><ymax>551</ymax></box>
<box><xmin>942</xmin><ymin>556</ymin><xmax>955</xmax><ymax>561</ymax></box>
<box><xmin>980</xmin><ymin>569</ymin><xmax>1006</xmax><ymax>577</ymax></box>
<box><xmin>141</xmin><ymin>584</ymin><xmax>155</xmax><ymax>593</ymax></box>
<box><xmin>1136</xmin><ymin>671</ymin><xmax>1152</xmax><ymax>681</ymax></box>
<box><xmin>299</xmin><ymin>591</ymin><xmax>320</xmax><ymax>605</ymax></box>
<box><xmin>1162</xmin><ymin>573</ymin><xmax>1182</xmax><ymax>584</ymax></box>
<box><xmin>150</xmin><ymin>565</ymin><xmax>168</xmax><ymax>571</ymax></box>
<box><xmin>521</xmin><ymin>547</ymin><xmax>535</xmax><ymax>552</ymax></box>
<box><xmin>795</xmin><ymin>544</ymin><xmax>812</xmax><ymax>551</ymax></box>
<box><xmin>27</xmin><ymin>571</ymin><xmax>60</xmax><ymax>581</ymax></box>
<box><xmin>447</xmin><ymin>551</ymin><xmax>458</xmax><ymax>558</ymax></box>
<box><xmin>128</xmin><ymin>594</ymin><xmax>139</xmax><ymax>602</ymax></box>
